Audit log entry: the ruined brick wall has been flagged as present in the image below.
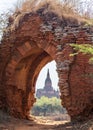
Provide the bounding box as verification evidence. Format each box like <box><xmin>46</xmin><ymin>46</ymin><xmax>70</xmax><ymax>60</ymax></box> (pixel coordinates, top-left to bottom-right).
<box><xmin>56</xmin><ymin>27</ymin><xmax>93</xmax><ymax>120</ymax></box>
<box><xmin>0</xmin><ymin>9</ymin><xmax>93</xmax><ymax>120</ymax></box>
<box><xmin>0</xmin><ymin>44</ymin><xmax>12</xmax><ymax>110</ymax></box>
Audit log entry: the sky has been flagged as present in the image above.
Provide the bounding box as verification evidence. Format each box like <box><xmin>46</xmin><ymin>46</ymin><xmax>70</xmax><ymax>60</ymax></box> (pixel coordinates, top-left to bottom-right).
<box><xmin>0</xmin><ymin>0</ymin><xmax>59</xmax><ymax>91</ymax></box>
<box><xmin>36</xmin><ymin>61</ymin><xmax>59</xmax><ymax>91</ymax></box>
<box><xmin>0</xmin><ymin>0</ymin><xmax>91</xmax><ymax>13</ymax></box>
<box><xmin>0</xmin><ymin>0</ymin><xmax>17</xmax><ymax>13</ymax></box>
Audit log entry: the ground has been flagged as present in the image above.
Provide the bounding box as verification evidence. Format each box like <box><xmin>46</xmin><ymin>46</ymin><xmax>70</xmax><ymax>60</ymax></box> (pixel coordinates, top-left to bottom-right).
<box><xmin>0</xmin><ymin>111</ymin><xmax>93</xmax><ymax>130</ymax></box>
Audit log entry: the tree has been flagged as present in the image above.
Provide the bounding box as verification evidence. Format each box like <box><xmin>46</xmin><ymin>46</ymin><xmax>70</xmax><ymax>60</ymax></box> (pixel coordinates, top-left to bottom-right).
<box><xmin>31</xmin><ymin>96</ymin><xmax>65</xmax><ymax>116</ymax></box>
<box><xmin>70</xmin><ymin>44</ymin><xmax>93</xmax><ymax>63</ymax></box>
<box><xmin>0</xmin><ymin>11</ymin><xmax>12</xmax><ymax>42</ymax></box>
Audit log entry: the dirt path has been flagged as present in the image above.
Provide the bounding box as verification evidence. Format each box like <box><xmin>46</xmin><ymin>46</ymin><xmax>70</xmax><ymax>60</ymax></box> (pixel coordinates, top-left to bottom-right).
<box><xmin>0</xmin><ymin>116</ymin><xmax>67</xmax><ymax>130</ymax></box>
<box><xmin>0</xmin><ymin>113</ymin><xmax>93</xmax><ymax>130</ymax></box>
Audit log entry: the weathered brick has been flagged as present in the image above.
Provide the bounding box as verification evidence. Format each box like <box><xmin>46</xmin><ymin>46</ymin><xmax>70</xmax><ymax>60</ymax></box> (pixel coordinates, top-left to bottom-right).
<box><xmin>0</xmin><ymin>7</ymin><xmax>93</xmax><ymax>121</ymax></box>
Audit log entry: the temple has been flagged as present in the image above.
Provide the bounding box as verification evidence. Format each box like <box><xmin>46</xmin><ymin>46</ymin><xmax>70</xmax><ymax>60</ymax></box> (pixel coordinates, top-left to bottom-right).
<box><xmin>36</xmin><ymin>69</ymin><xmax>60</xmax><ymax>98</ymax></box>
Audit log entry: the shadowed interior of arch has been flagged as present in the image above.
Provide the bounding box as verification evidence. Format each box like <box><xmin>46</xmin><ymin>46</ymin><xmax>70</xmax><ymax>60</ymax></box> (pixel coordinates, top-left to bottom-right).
<box><xmin>10</xmin><ymin>45</ymin><xmax>55</xmax><ymax>118</ymax></box>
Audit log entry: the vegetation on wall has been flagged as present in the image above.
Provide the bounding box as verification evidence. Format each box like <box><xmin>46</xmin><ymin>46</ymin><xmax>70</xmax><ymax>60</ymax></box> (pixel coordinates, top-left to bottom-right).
<box><xmin>70</xmin><ymin>44</ymin><xmax>93</xmax><ymax>63</ymax></box>
<box><xmin>16</xmin><ymin>0</ymin><xmax>93</xmax><ymax>17</ymax></box>
<box><xmin>0</xmin><ymin>0</ymin><xmax>93</xmax><ymax>42</ymax></box>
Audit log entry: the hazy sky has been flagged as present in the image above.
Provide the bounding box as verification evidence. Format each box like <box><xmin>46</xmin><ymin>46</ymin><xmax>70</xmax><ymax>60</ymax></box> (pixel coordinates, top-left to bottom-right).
<box><xmin>0</xmin><ymin>0</ymin><xmax>91</xmax><ymax>12</ymax></box>
<box><xmin>0</xmin><ymin>0</ymin><xmax>59</xmax><ymax>91</ymax></box>
<box><xmin>36</xmin><ymin>61</ymin><xmax>59</xmax><ymax>91</ymax></box>
<box><xmin>0</xmin><ymin>0</ymin><xmax>17</xmax><ymax>13</ymax></box>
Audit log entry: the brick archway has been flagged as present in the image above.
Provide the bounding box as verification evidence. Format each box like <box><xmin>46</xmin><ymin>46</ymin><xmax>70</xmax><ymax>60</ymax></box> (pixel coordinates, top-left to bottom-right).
<box><xmin>0</xmin><ymin>7</ymin><xmax>93</xmax><ymax>120</ymax></box>
<box><xmin>4</xmin><ymin>41</ymin><xmax>55</xmax><ymax>118</ymax></box>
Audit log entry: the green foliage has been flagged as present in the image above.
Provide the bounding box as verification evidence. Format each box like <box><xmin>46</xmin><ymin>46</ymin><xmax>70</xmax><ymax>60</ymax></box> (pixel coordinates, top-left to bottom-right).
<box><xmin>70</xmin><ymin>44</ymin><xmax>93</xmax><ymax>63</ymax></box>
<box><xmin>31</xmin><ymin>96</ymin><xmax>66</xmax><ymax>116</ymax></box>
<box><xmin>70</xmin><ymin>44</ymin><xmax>93</xmax><ymax>54</ymax></box>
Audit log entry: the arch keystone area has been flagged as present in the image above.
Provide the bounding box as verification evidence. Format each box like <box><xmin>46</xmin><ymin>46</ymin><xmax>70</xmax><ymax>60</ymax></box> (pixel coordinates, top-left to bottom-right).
<box><xmin>0</xmin><ymin>2</ymin><xmax>93</xmax><ymax>121</ymax></box>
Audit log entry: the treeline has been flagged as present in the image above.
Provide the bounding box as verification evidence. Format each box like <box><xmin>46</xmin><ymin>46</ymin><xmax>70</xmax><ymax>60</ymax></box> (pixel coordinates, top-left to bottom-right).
<box><xmin>31</xmin><ymin>96</ymin><xmax>67</xmax><ymax>116</ymax></box>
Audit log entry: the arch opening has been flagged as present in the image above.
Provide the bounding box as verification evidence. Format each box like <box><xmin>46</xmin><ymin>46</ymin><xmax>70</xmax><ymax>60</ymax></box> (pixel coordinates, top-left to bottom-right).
<box><xmin>30</xmin><ymin>61</ymin><xmax>70</xmax><ymax>122</ymax></box>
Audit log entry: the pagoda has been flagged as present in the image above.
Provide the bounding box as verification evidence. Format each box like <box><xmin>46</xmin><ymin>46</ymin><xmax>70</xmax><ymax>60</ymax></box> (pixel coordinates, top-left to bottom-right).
<box><xmin>36</xmin><ymin>69</ymin><xmax>60</xmax><ymax>98</ymax></box>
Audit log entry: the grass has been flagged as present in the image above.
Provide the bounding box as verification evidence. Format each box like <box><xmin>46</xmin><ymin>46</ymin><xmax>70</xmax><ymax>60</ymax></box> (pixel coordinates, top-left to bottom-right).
<box><xmin>1</xmin><ymin>0</ymin><xmax>93</xmax><ymax>36</ymax></box>
<box><xmin>13</xmin><ymin>0</ymin><xmax>93</xmax><ymax>25</ymax></box>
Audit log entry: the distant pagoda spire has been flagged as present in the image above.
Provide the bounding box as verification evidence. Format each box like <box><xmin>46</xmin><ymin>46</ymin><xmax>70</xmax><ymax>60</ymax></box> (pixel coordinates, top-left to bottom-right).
<box><xmin>47</xmin><ymin>69</ymin><xmax>50</xmax><ymax>78</ymax></box>
<box><xmin>44</xmin><ymin>69</ymin><xmax>53</xmax><ymax>91</ymax></box>
<box><xmin>45</xmin><ymin>69</ymin><xmax>51</xmax><ymax>83</ymax></box>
